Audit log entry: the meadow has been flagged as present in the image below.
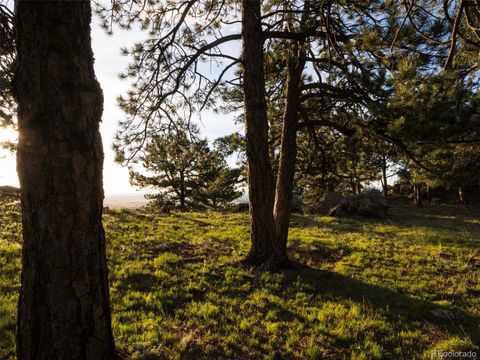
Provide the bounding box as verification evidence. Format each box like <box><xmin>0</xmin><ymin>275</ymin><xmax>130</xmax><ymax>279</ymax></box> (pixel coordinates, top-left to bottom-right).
<box><xmin>1</xmin><ymin>197</ymin><xmax>479</xmax><ymax>359</ymax></box>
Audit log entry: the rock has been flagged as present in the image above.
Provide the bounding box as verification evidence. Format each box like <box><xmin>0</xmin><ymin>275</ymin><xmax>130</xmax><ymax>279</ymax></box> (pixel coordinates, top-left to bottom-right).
<box><xmin>231</xmin><ymin>202</ymin><xmax>249</xmax><ymax>213</ymax></box>
<box><xmin>291</xmin><ymin>195</ymin><xmax>305</xmax><ymax>213</ymax></box>
<box><xmin>328</xmin><ymin>203</ymin><xmax>349</xmax><ymax>217</ymax></box>
<box><xmin>429</xmin><ymin>308</ymin><xmax>455</xmax><ymax>319</ymax></box>
<box><xmin>313</xmin><ymin>189</ymin><xmax>387</xmax><ymax>219</ymax></box>
<box><xmin>347</xmin><ymin>189</ymin><xmax>387</xmax><ymax>219</ymax></box>
<box><xmin>357</xmin><ymin>201</ymin><xmax>387</xmax><ymax>218</ymax></box>
<box><xmin>349</xmin><ymin>189</ymin><xmax>388</xmax><ymax>219</ymax></box>
<box><xmin>313</xmin><ymin>192</ymin><xmax>346</xmax><ymax>215</ymax></box>
<box><xmin>364</xmin><ymin>189</ymin><xmax>388</xmax><ymax>207</ymax></box>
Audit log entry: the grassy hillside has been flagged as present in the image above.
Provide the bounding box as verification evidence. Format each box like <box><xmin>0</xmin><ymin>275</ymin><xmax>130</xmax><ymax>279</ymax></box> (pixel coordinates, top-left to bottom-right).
<box><xmin>1</xmin><ymin>198</ymin><xmax>479</xmax><ymax>359</ymax></box>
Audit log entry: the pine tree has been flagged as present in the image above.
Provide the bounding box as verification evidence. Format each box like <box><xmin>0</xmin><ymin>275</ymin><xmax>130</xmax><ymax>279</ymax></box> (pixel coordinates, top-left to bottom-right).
<box><xmin>128</xmin><ymin>122</ymin><xmax>241</xmax><ymax>210</ymax></box>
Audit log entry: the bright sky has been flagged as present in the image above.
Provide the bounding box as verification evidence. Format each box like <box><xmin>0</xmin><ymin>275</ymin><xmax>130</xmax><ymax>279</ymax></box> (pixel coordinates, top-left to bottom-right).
<box><xmin>0</xmin><ymin>15</ymin><xmax>241</xmax><ymax>195</ymax></box>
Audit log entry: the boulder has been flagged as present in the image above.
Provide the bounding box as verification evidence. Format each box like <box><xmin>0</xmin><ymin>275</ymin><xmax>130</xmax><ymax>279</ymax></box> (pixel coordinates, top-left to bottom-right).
<box><xmin>429</xmin><ymin>308</ymin><xmax>456</xmax><ymax>320</ymax></box>
<box><xmin>291</xmin><ymin>195</ymin><xmax>306</xmax><ymax>213</ymax></box>
<box><xmin>312</xmin><ymin>192</ymin><xmax>346</xmax><ymax>215</ymax></box>
<box><xmin>231</xmin><ymin>202</ymin><xmax>249</xmax><ymax>213</ymax></box>
<box><xmin>355</xmin><ymin>200</ymin><xmax>387</xmax><ymax>219</ymax></box>
<box><xmin>328</xmin><ymin>203</ymin><xmax>349</xmax><ymax>217</ymax></box>
<box><xmin>313</xmin><ymin>189</ymin><xmax>387</xmax><ymax>219</ymax></box>
<box><xmin>346</xmin><ymin>189</ymin><xmax>387</xmax><ymax>219</ymax></box>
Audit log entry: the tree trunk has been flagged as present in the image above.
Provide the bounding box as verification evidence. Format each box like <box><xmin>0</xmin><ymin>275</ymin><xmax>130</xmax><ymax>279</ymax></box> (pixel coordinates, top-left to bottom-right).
<box><xmin>413</xmin><ymin>184</ymin><xmax>422</xmax><ymax>207</ymax></box>
<box><xmin>14</xmin><ymin>1</ymin><xmax>115</xmax><ymax>359</ymax></box>
<box><xmin>356</xmin><ymin>178</ymin><xmax>362</xmax><ymax>194</ymax></box>
<box><xmin>381</xmin><ymin>154</ymin><xmax>388</xmax><ymax>198</ymax></box>
<box><xmin>458</xmin><ymin>185</ymin><xmax>465</xmax><ymax>204</ymax></box>
<box><xmin>273</xmin><ymin>46</ymin><xmax>305</xmax><ymax>254</ymax></box>
<box><xmin>350</xmin><ymin>178</ymin><xmax>357</xmax><ymax>194</ymax></box>
<box><xmin>241</xmin><ymin>0</ymin><xmax>286</xmax><ymax>268</ymax></box>
<box><xmin>179</xmin><ymin>172</ymin><xmax>186</xmax><ymax>210</ymax></box>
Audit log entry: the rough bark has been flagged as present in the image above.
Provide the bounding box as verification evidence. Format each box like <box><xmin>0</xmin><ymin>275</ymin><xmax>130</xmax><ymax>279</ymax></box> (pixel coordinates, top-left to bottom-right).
<box><xmin>242</xmin><ymin>0</ymin><xmax>286</xmax><ymax>268</ymax></box>
<box><xmin>273</xmin><ymin>47</ymin><xmax>305</xmax><ymax>253</ymax></box>
<box><xmin>14</xmin><ymin>1</ymin><xmax>115</xmax><ymax>359</ymax></box>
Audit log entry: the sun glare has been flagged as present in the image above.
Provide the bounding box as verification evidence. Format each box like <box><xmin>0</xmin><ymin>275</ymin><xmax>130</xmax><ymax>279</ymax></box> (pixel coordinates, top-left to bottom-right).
<box><xmin>0</xmin><ymin>127</ymin><xmax>17</xmax><ymax>143</ymax></box>
<box><xmin>0</xmin><ymin>127</ymin><xmax>19</xmax><ymax>187</ymax></box>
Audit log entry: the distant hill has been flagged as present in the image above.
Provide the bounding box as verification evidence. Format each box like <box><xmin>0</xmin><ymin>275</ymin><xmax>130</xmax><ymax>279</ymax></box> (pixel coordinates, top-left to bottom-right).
<box><xmin>0</xmin><ymin>185</ymin><xmax>20</xmax><ymax>198</ymax></box>
<box><xmin>104</xmin><ymin>193</ymin><xmax>148</xmax><ymax>209</ymax></box>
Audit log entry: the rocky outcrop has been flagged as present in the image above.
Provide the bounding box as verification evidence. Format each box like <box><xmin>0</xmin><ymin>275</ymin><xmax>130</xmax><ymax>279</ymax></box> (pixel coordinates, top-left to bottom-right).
<box><xmin>312</xmin><ymin>190</ymin><xmax>388</xmax><ymax>219</ymax></box>
<box><xmin>230</xmin><ymin>202</ymin><xmax>249</xmax><ymax>213</ymax></box>
<box><xmin>311</xmin><ymin>192</ymin><xmax>346</xmax><ymax>216</ymax></box>
<box><xmin>291</xmin><ymin>195</ymin><xmax>306</xmax><ymax>213</ymax></box>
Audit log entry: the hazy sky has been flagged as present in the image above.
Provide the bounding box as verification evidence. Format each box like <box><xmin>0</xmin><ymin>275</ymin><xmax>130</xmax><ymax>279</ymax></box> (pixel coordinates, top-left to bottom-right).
<box><xmin>0</xmin><ymin>15</ymin><xmax>241</xmax><ymax>195</ymax></box>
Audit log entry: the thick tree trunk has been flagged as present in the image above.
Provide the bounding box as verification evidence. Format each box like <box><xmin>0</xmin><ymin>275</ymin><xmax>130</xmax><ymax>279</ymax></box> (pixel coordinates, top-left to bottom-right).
<box><xmin>14</xmin><ymin>1</ymin><xmax>115</xmax><ymax>359</ymax></box>
<box><xmin>241</xmin><ymin>0</ymin><xmax>286</xmax><ymax>268</ymax></box>
<box><xmin>273</xmin><ymin>48</ymin><xmax>305</xmax><ymax>254</ymax></box>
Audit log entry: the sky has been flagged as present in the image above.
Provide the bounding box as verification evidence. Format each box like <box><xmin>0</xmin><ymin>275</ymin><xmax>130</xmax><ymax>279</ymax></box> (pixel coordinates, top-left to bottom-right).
<box><xmin>0</xmin><ymin>14</ymin><xmax>241</xmax><ymax>195</ymax></box>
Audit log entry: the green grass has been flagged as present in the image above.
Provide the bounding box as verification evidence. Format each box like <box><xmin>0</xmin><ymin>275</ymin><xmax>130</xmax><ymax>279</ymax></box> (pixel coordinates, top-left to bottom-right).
<box><xmin>1</xmin><ymin>200</ymin><xmax>479</xmax><ymax>359</ymax></box>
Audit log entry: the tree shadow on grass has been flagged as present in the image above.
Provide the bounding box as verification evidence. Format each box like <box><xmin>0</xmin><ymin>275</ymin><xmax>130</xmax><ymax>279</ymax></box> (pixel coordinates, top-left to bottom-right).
<box><xmin>291</xmin><ymin>209</ymin><xmax>480</xmax><ymax>251</ymax></box>
<box><xmin>385</xmin><ymin>204</ymin><xmax>480</xmax><ymax>234</ymax></box>
<box><xmin>289</xmin><ymin>241</ymin><xmax>352</xmax><ymax>268</ymax></box>
<box><xmin>290</xmin><ymin>213</ymin><xmax>366</xmax><ymax>233</ymax></box>
<box><xmin>169</xmin><ymin>212</ymin><xmax>213</xmax><ymax>228</ymax></box>
<box><xmin>110</xmin><ymin>207</ymin><xmax>480</xmax><ymax>358</ymax></box>
<box><xmin>121</xmin><ymin>272</ymin><xmax>161</xmax><ymax>293</ymax></box>
<box><xmin>115</xmin><ymin>257</ymin><xmax>479</xmax><ymax>359</ymax></box>
<box><xmin>292</xmin><ymin>204</ymin><xmax>480</xmax><ymax>232</ymax></box>
<box><xmin>388</xmin><ymin>219</ymin><xmax>480</xmax><ymax>251</ymax></box>
<box><xmin>105</xmin><ymin>208</ymin><xmax>154</xmax><ymax>223</ymax></box>
<box><xmin>281</xmin><ymin>264</ymin><xmax>480</xmax><ymax>343</ymax></box>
